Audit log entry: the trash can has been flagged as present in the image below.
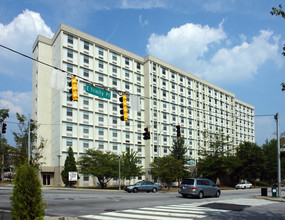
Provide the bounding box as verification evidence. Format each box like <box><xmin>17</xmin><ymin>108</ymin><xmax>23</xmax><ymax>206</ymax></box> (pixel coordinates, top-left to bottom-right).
<box><xmin>261</xmin><ymin>188</ymin><xmax>267</xmax><ymax>196</ymax></box>
<box><xmin>272</xmin><ymin>185</ymin><xmax>277</xmax><ymax>197</ymax></box>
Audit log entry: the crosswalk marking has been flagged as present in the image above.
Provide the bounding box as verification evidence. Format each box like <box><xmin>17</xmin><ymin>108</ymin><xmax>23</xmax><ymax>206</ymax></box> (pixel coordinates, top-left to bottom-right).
<box><xmin>141</xmin><ymin>207</ymin><xmax>206</xmax><ymax>214</ymax></box>
<box><xmin>101</xmin><ymin>211</ymin><xmax>193</xmax><ymax>220</ymax></box>
<box><xmin>79</xmin><ymin>197</ymin><xmax>278</xmax><ymax>220</ymax></box>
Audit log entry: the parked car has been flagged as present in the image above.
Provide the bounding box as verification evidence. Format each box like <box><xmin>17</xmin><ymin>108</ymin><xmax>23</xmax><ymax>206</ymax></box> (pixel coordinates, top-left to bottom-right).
<box><xmin>125</xmin><ymin>181</ymin><xmax>161</xmax><ymax>193</ymax></box>
<box><xmin>235</xmin><ymin>182</ymin><xmax>253</xmax><ymax>189</ymax></box>
<box><xmin>178</xmin><ymin>178</ymin><xmax>220</xmax><ymax>199</ymax></box>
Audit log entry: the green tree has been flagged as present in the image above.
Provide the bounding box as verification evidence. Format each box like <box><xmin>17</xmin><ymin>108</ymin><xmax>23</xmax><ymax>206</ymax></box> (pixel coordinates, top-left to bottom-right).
<box><xmin>271</xmin><ymin>3</ymin><xmax>285</xmax><ymax>56</ymax></box>
<box><xmin>196</xmin><ymin>130</ymin><xmax>234</xmax><ymax>184</ymax></box>
<box><xmin>150</xmin><ymin>155</ymin><xmax>184</xmax><ymax>189</ymax></box>
<box><xmin>234</xmin><ymin>142</ymin><xmax>264</xmax><ymax>183</ymax></box>
<box><xmin>169</xmin><ymin>137</ymin><xmax>189</xmax><ymax>166</ymax></box>
<box><xmin>61</xmin><ymin>146</ymin><xmax>77</xmax><ymax>187</ymax></box>
<box><xmin>121</xmin><ymin>149</ymin><xmax>143</xmax><ymax>185</ymax></box>
<box><xmin>0</xmin><ymin>109</ymin><xmax>9</xmax><ymax>181</ymax></box>
<box><xmin>78</xmin><ymin>149</ymin><xmax>118</xmax><ymax>189</ymax></box>
<box><xmin>12</xmin><ymin>113</ymin><xmax>45</xmax><ymax>168</ymax></box>
<box><xmin>10</xmin><ymin>163</ymin><xmax>46</xmax><ymax>219</ymax></box>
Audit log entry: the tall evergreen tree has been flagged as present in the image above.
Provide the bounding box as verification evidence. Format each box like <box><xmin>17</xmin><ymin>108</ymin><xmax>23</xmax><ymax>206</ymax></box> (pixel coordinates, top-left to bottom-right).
<box><xmin>10</xmin><ymin>163</ymin><xmax>46</xmax><ymax>219</ymax></box>
<box><xmin>169</xmin><ymin>137</ymin><xmax>189</xmax><ymax>166</ymax></box>
<box><xmin>61</xmin><ymin>146</ymin><xmax>77</xmax><ymax>187</ymax></box>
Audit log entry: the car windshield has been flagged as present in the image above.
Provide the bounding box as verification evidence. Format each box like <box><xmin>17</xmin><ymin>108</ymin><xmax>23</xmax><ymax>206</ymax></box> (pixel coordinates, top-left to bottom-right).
<box><xmin>182</xmin><ymin>179</ymin><xmax>194</xmax><ymax>185</ymax></box>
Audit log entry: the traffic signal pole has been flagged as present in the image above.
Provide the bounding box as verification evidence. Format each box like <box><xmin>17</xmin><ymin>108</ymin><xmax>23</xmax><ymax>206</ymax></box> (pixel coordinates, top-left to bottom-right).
<box><xmin>275</xmin><ymin>113</ymin><xmax>281</xmax><ymax>197</ymax></box>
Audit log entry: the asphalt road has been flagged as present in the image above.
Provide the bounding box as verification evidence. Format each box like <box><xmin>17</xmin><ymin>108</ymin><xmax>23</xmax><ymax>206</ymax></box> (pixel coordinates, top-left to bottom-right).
<box><xmin>1</xmin><ymin>186</ymin><xmax>285</xmax><ymax>219</ymax></box>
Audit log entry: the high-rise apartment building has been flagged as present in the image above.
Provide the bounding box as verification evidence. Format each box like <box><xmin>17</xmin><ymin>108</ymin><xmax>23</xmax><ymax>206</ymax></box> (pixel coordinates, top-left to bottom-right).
<box><xmin>32</xmin><ymin>24</ymin><xmax>254</xmax><ymax>186</ymax></box>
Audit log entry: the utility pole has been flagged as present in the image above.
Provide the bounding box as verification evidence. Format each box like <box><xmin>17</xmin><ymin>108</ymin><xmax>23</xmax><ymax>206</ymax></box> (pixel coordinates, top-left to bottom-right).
<box><xmin>274</xmin><ymin>113</ymin><xmax>281</xmax><ymax>197</ymax></box>
<box><xmin>28</xmin><ymin>115</ymin><xmax>31</xmax><ymax>165</ymax></box>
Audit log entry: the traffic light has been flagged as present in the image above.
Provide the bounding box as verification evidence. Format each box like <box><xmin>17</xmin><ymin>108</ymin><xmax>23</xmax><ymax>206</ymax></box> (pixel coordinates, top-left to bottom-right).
<box><xmin>1</xmin><ymin>121</ymin><xmax>7</xmax><ymax>134</ymax></box>
<box><xmin>282</xmin><ymin>83</ymin><xmax>285</xmax><ymax>91</ymax></box>
<box><xmin>176</xmin><ymin>124</ymin><xmax>181</xmax><ymax>137</ymax></box>
<box><xmin>119</xmin><ymin>92</ymin><xmax>128</xmax><ymax>121</ymax></box>
<box><xmin>143</xmin><ymin>127</ymin><xmax>150</xmax><ymax>140</ymax></box>
<box><xmin>69</xmin><ymin>76</ymin><xmax>78</xmax><ymax>101</ymax></box>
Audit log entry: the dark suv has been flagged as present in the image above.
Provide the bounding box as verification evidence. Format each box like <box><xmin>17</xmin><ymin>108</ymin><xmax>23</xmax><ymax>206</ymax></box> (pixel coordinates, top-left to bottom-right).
<box><xmin>178</xmin><ymin>178</ymin><xmax>220</xmax><ymax>199</ymax></box>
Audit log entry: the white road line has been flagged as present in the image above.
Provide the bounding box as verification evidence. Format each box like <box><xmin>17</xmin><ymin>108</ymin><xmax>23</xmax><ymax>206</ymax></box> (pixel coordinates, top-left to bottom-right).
<box><xmin>80</xmin><ymin>214</ymin><xmax>135</xmax><ymax>220</ymax></box>
<box><xmin>121</xmin><ymin>209</ymin><xmax>206</xmax><ymax>218</ymax></box>
<box><xmin>141</xmin><ymin>207</ymin><xmax>206</xmax><ymax>214</ymax></box>
<box><xmin>101</xmin><ymin>211</ymin><xmax>194</xmax><ymax>220</ymax></box>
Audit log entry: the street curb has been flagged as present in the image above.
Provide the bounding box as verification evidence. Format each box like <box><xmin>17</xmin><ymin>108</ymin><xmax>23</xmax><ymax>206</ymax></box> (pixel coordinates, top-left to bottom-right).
<box><xmin>254</xmin><ymin>195</ymin><xmax>285</xmax><ymax>202</ymax></box>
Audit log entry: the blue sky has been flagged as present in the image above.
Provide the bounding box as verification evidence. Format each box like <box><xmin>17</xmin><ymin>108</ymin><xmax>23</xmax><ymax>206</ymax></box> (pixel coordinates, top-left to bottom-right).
<box><xmin>0</xmin><ymin>0</ymin><xmax>284</xmax><ymax>146</ymax></box>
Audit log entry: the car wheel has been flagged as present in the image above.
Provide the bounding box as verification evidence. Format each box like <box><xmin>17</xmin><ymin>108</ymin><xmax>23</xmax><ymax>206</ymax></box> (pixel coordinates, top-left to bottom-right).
<box><xmin>198</xmin><ymin>191</ymin><xmax>203</xmax><ymax>199</ymax></box>
<box><xmin>127</xmin><ymin>191</ymin><xmax>132</xmax><ymax>193</ymax></box>
<box><xmin>244</xmin><ymin>186</ymin><xmax>246</xmax><ymax>189</ymax></box>
<box><xmin>215</xmin><ymin>190</ymin><xmax>220</xmax><ymax>198</ymax></box>
<box><xmin>133</xmin><ymin>188</ymin><xmax>138</xmax><ymax>193</ymax></box>
<box><xmin>182</xmin><ymin>194</ymin><xmax>187</xmax><ymax>198</ymax></box>
<box><xmin>152</xmin><ymin>188</ymin><xmax>157</xmax><ymax>193</ymax></box>
<box><xmin>147</xmin><ymin>191</ymin><xmax>150</xmax><ymax>193</ymax></box>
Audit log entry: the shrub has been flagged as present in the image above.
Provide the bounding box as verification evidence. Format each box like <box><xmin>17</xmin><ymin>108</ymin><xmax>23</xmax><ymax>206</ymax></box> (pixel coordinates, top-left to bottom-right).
<box><xmin>10</xmin><ymin>163</ymin><xmax>46</xmax><ymax>220</ymax></box>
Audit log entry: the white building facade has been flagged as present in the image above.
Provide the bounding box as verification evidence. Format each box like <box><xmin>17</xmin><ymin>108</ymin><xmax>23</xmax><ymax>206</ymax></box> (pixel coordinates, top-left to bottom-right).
<box><xmin>32</xmin><ymin>24</ymin><xmax>255</xmax><ymax>186</ymax></box>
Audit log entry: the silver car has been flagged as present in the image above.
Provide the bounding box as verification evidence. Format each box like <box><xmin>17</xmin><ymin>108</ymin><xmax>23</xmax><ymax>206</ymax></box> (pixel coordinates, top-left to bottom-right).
<box><xmin>125</xmin><ymin>181</ymin><xmax>161</xmax><ymax>193</ymax></box>
<box><xmin>178</xmin><ymin>178</ymin><xmax>221</xmax><ymax>199</ymax></box>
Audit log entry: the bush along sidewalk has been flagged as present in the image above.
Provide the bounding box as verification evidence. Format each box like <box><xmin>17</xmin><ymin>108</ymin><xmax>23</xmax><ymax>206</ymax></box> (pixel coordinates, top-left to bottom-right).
<box><xmin>10</xmin><ymin>163</ymin><xmax>46</xmax><ymax>220</ymax></box>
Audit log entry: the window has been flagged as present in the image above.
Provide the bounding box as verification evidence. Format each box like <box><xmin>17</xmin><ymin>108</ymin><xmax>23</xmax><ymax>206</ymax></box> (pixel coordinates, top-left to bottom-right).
<box><xmin>137</xmin><ymin>62</ymin><xmax>140</xmax><ymax>70</ymax></box>
<box><xmin>153</xmin><ymin>75</ymin><xmax>156</xmax><ymax>82</ymax></box>
<box><xmin>67</xmin><ymin>64</ymin><xmax>73</xmax><ymax>73</ymax></box>
<box><xmin>171</xmin><ymin>72</ymin><xmax>175</xmax><ymax>79</ymax></box>
<box><xmin>112</xmin><ymin>53</ymin><xmax>117</xmax><ymax>61</ymax></box>
<box><xmin>67</xmin><ymin>49</ymin><xmax>73</xmax><ymax>58</ymax></box>
<box><xmin>162</xmin><ymin>68</ymin><xmax>166</xmax><ymax>76</ymax></box>
<box><xmin>83</xmin><ymin>174</ymin><xmax>89</xmax><ymax>181</ymax></box>
<box><xmin>98</xmin><ymin>141</ymin><xmax>104</xmax><ymax>149</ymax></box>
<box><xmin>112</xmin><ymin>65</ymin><xmax>117</xmax><ymax>73</ymax></box>
<box><xmin>162</xmin><ymin>79</ymin><xmax>166</xmax><ymax>86</ymax></box>
<box><xmin>83</xmin><ymin>55</ymin><xmax>89</xmax><ymax>64</ymax></box>
<box><xmin>83</xmin><ymin>140</ymin><xmax>89</xmax><ymax>148</ymax></box>
<box><xmin>112</xmin><ymin>78</ymin><xmax>117</xmax><ymax>86</ymax></box>
<box><xmin>99</xmin><ymin>60</ymin><xmax>104</xmax><ymax>69</ymax></box>
<box><xmin>125</xmin><ymin>57</ymin><xmax>129</xmax><ymax>65</ymax></box>
<box><xmin>137</xmin><ymin>74</ymin><xmax>141</xmax><ymax>82</ymax></box>
<box><xmin>162</xmin><ymin>90</ymin><xmax>167</xmax><ymax>97</ymax></box>
<box><xmin>98</xmin><ymin>73</ymin><xmax>104</xmax><ymax>82</ymax></box>
<box><xmin>83</xmin><ymin>68</ymin><xmax>89</xmax><ymax>77</ymax></box>
<box><xmin>153</xmin><ymin>63</ymin><xmax>156</xmax><ymax>71</ymax></box>
<box><xmin>98</xmin><ymin>114</ymin><xmax>104</xmax><ymax>122</ymax></box>
<box><xmin>98</xmin><ymin>100</ymin><xmax>104</xmax><ymax>109</ymax></box>
<box><xmin>83</xmin><ymin>111</ymin><xmax>89</xmax><ymax>120</ymax></box>
<box><xmin>125</xmin><ymin>82</ymin><xmax>130</xmax><ymax>90</ymax></box>
<box><xmin>98</xmin><ymin>47</ymin><xmax>104</xmax><ymax>56</ymax></box>
<box><xmin>66</xmin><ymin>138</ymin><xmax>72</xmax><ymax>146</ymax></box>
<box><xmin>66</xmin><ymin>123</ymin><xmax>72</xmax><ymax>131</ymax></box>
<box><xmin>98</xmin><ymin>128</ymin><xmax>104</xmax><ymax>136</ymax></box>
<box><xmin>112</xmin><ymin>117</ymin><xmax>117</xmax><ymax>125</ymax></box>
<box><xmin>113</xmin><ymin>144</ymin><xmax>117</xmax><ymax>151</ymax></box>
<box><xmin>83</xmin><ymin>97</ymin><xmax>89</xmax><ymax>106</ymax></box>
<box><xmin>125</xmin><ymin>70</ymin><xmax>130</xmax><ymax>78</ymax></box>
<box><xmin>67</xmin><ymin>108</ymin><xmax>72</xmax><ymax>117</ymax></box>
<box><xmin>113</xmin><ymin>130</ymin><xmax>118</xmax><ymax>137</ymax></box>
<box><xmin>67</xmin><ymin>35</ymin><xmax>73</xmax><ymax>44</ymax></box>
<box><xmin>84</xmin><ymin>41</ymin><xmax>89</xmax><ymax>50</ymax></box>
<box><xmin>83</xmin><ymin>126</ymin><xmax>89</xmax><ymax>134</ymax></box>
<box><xmin>112</xmin><ymin>104</ymin><xmax>117</xmax><ymax>112</ymax></box>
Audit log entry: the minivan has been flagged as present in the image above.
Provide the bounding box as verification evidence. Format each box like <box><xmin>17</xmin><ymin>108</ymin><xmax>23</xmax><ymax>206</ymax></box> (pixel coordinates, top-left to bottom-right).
<box><xmin>178</xmin><ymin>178</ymin><xmax>220</xmax><ymax>199</ymax></box>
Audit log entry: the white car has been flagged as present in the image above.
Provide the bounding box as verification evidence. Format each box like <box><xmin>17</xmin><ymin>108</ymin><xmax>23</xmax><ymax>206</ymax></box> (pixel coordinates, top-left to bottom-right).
<box><xmin>235</xmin><ymin>182</ymin><xmax>253</xmax><ymax>189</ymax></box>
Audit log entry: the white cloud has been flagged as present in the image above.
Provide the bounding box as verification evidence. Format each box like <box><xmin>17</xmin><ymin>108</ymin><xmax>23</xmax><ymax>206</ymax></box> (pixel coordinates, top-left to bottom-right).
<box><xmin>139</xmin><ymin>15</ymin><xmax>149</xmax><ymax>27</ymax></box>
<box><xmin>146</xmin><ymin>22</ymin><xmax>283</xmax><ymax>84</ymax></box>
<box><xmin>0</xmin><ymin>91</ymin><xmax>32</xmax><ymax>114</ymax></box>
<box><xmin>120</xmin><ymin>0</ymin><xmax>166</xmax><ymax>9</ymax></box>
<box><xmin>0</xmin><ymin>9</ymin><xmax>54</xmax><ymax>54</ymax></box>
<box><xmin>0</xmin><ymin>9</ymin><xmax>54</xmax><ymax>79</ymax></box>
